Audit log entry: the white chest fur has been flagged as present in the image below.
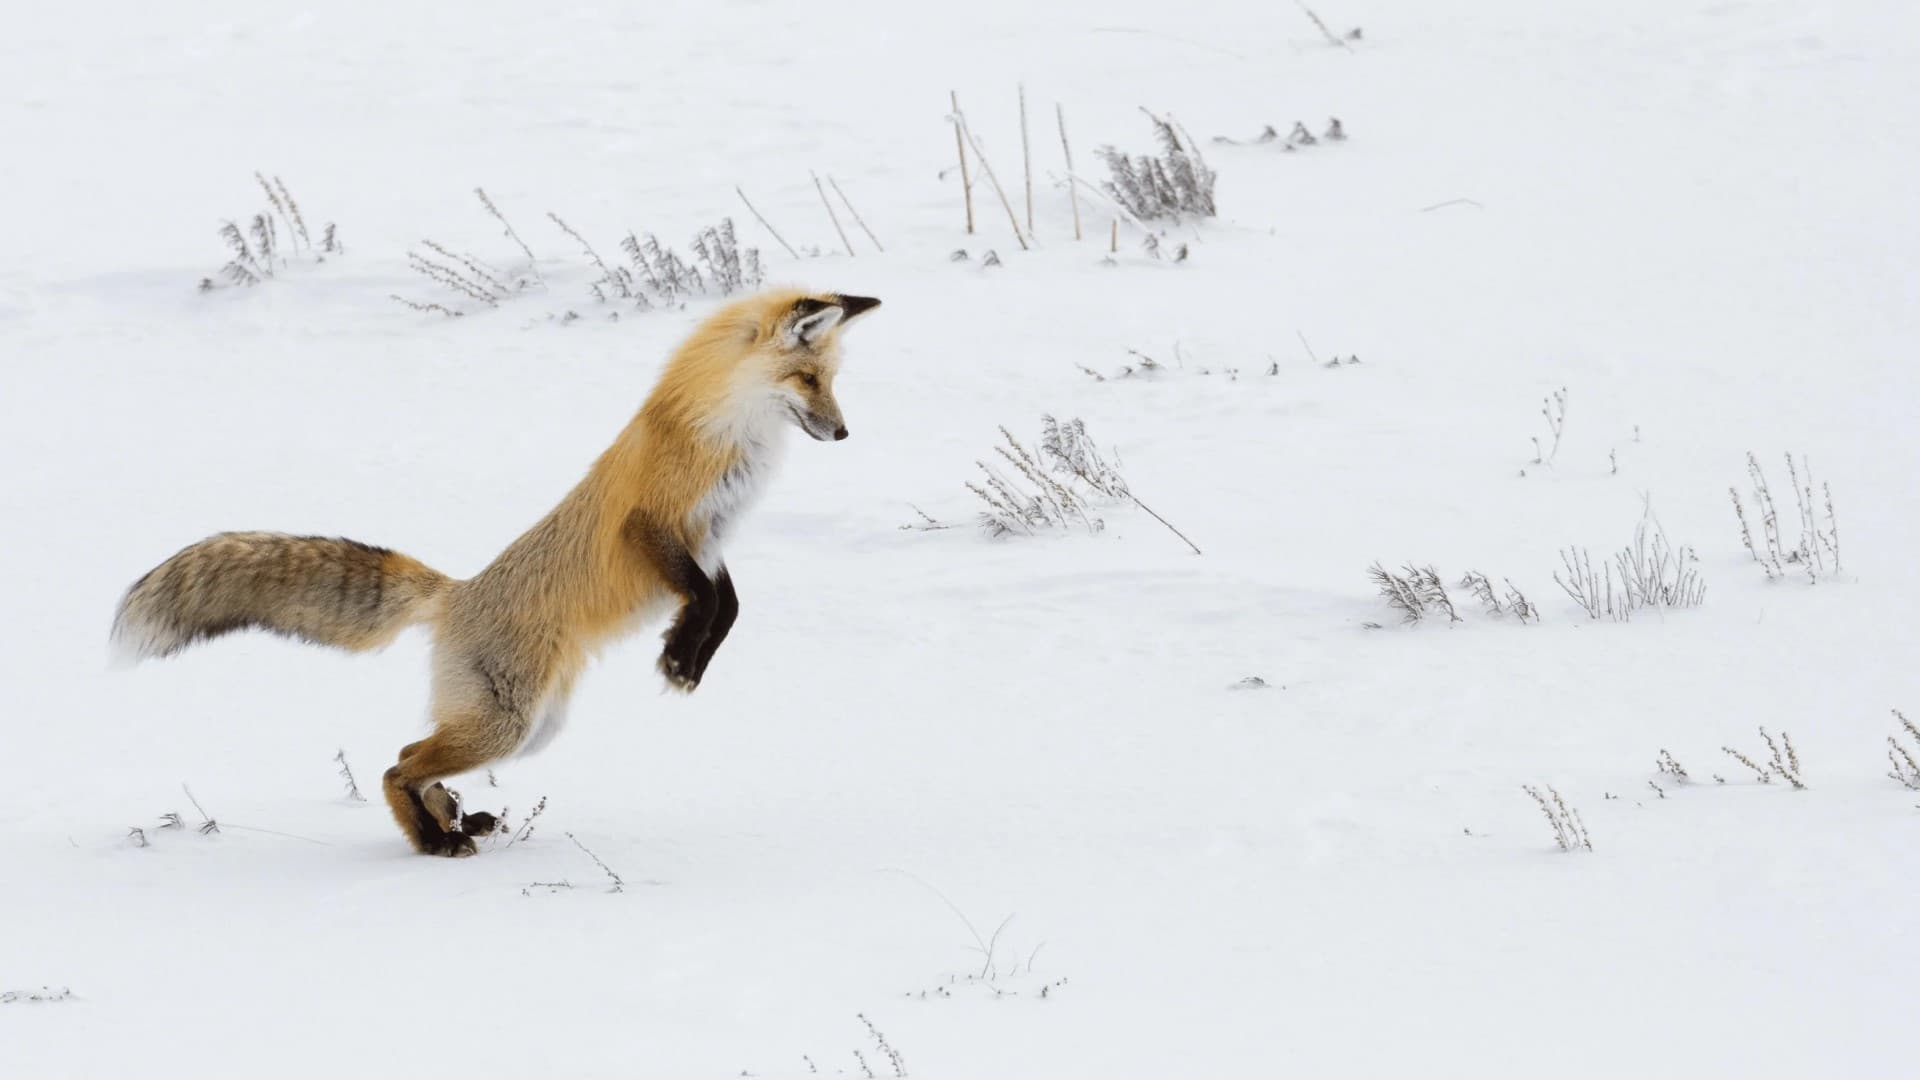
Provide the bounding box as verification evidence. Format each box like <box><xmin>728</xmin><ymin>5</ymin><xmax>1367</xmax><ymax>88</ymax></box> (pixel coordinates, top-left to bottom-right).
<box><xmin>691</xmin><ymin>408</ymin><xmax>788</xmax><ymax>573</ymax></box>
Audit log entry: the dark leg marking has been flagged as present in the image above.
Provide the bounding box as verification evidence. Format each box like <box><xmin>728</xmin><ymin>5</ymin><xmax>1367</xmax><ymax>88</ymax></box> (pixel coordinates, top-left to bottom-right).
<box><xmin>625</xmin><ymin>511</ymin><xmax>718</xmax><ymax>692</ymax></box>
<box><xmin>690</xmin><ymin>567</ymin><xmax>738</xmax><ymax>683</ymax></box>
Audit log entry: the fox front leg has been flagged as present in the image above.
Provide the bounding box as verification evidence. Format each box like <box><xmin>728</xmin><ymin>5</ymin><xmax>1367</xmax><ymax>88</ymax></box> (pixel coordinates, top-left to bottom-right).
<box><xmin>625</xmin><ymin>513</ymin><xmax>718</xmax><ymax>692</ymax></box>
<box><xmin>657</xmin><ymin>565</ymin><xmax>717</xmax><ymax>692</ymax></box>
<box><xmin>690</xmin><ymin>567</ymin><xmax>738</xmax><ymax>684</ymax></box>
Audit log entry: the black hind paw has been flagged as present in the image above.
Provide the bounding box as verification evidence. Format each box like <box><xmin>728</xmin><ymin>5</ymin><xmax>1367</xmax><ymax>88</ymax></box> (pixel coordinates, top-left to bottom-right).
<box><xmin>422</xmin><ymin>829</ymin><xmax>478</xmax><ymax>858</ymax></box>
<box><xmin>460</xmin><ymin>811</ymin><xmax>499</xmax><ymax>837</ymax></box>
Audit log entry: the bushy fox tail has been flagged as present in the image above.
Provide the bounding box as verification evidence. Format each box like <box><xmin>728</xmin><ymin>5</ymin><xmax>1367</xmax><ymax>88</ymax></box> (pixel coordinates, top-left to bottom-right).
<box><xmin>111</xmin><ymin>531</ymin><xmax>452</xmax><ymax>664</ymax></box>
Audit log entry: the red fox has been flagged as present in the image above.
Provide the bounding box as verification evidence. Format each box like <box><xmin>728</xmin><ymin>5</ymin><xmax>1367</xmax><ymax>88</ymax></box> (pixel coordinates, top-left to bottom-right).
<box><xmin>112</xmin><ymin>288</ymin><xmax>880</xmax><ymax>855</ymax></box>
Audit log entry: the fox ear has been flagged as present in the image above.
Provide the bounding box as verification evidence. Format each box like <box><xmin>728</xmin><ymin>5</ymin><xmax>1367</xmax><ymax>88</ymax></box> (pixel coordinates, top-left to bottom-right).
<box><xmin>834</xmin><ymin>295</ymin><xmax>882</xmax><ymax>325</ymax></box>
<box><xmin>788</xmin><ymin>299</ymin><xmax>844</xmax><ymax>345</ymax></box>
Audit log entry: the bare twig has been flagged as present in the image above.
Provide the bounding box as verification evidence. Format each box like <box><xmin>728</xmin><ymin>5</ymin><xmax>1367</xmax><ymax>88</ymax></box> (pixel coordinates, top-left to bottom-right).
<box><xmin>953</xmin><ymin>107</ymin><xmax>1030</xmax><ymax>250</ymax></box>
<box><xmin>811</xmin><ymin>171</ymin><xmax>855</xmax><ymax>256</ymax></box>
<box><xmin>828</xmin><ymin>176</ymin><xmax>884</xmax><ymax>253</ymax></box>
<box><xmin>389</xmin><ymin>294</ymin><xmax>461</xmax><ymax>317</ymax></box>
<box><xmin>182</xmin><ymin>784</ymin><xmax>219</xmax><ymax>835</ymax></box>
<box><xmin>475</xmin><ymin>187</ymin><xmax>543</xmax><ymax>285</ymax></box>
<box><xmin>505</xmin><ymin>795</ymin><xmax>547</xmax><ymax>847</ymax></box>
<box><xmin>951</xmin><ymin>90</ymin><xmax>975</xmax><ymax>234</ymax></box>
<box><xmin>734</xmin><ymin>185</ymin><xmax>801</xmax><ymax>260</ymax></box>
<box><xmin>1295</xmin><ymin>1</ymin><xmax>1353</xmax><ymax>50</ymax></box>
<box><xmin>566</xmin><ymin>832</ymin><xmax>626</xmax><ymax>893</ymax></box>
<box><xmin>1019</xmin><ymin>83</ymin><xmax>1034</xmax><ymax>236</ymax></box>
<box><xmin>1057</xmin><ymin>104</ymin><xmax>1082</xmax><ymax>241</ymax></box>
<box><xmin>1127</xmin><ymin>492</ymin><xmax>1201</xmax><ymax>555</ymax></box>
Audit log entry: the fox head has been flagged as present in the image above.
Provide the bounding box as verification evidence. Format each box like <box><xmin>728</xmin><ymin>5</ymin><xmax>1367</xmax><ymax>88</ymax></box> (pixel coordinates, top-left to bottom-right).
<box><xmin>653</xmin><ymin>288</ymin><xmax>882</xmax><ymax>448</ymax></box>
<box><xmin>762</xmin><ymin>292</ymin><xmax>881</xmax><ymax>441</ymax></box>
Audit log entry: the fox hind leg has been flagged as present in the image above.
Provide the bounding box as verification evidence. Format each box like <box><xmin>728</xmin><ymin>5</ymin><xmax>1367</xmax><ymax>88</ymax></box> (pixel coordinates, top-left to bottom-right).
<box><xmin>383</xmin><ymin>725</ymin><xmax>512</xmax><ymax>857</ymax></box>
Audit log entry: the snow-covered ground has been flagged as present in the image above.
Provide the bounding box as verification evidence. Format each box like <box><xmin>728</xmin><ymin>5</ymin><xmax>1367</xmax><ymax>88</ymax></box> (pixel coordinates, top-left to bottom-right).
<box><xmin>4</xmin><ymin>1</ymin><xmax>1917</xmax><ymax>1075</ymax></box>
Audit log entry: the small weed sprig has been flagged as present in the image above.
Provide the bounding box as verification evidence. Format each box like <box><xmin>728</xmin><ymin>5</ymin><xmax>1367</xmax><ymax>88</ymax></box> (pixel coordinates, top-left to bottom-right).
<box><xmin>566</xmin><ymin>832</ymin><xmax>625</xmax><ymax>893</ymax></box>
<box><xmin>858</xmin><ymin>1013</ymin><xmax>908</xmax><ymax>1077</ymax></box>
<box><xmin>1722</xmin><ymin>728</ymin><xmax>1804</xmax><ymax>789</ymax></box>
<box><xmin>1731</xmin><ymin>452</ymin><xmax>1840</xmax><ymax>582</ymax></box>
<box><xmin>1722</xmin><ymin>745</ymin><xmax>1770</xmax><ymax>784</ymax></box>
<box><xmin>1656</xmin><ymin>750</ymin><xmax>1690</xmax><ymax>782</ymax></box>
<box><xmin>784</xmin><ymin>1017</ymin><xmax>911</xmax><ymax>1080</ymax></box>
<box><xmin>201</xmin><ymin>175</ymin><xmax>338</xmax><ymax>292</ymax></box>
<box><xmin>1</xmin><ymin>987</ymin><xmax>74</xmax><ymax>1005</ymax></box>
<box><xmin>504</xmin><ymin>795</ymin><xmax>547</xmax><ymax>847</ymax></box>
<box><xmin>183</xmin><ymin>784</ymin><xmax>219</xmax><ymax>835</ymax></box>
<box><xmin>1214</xmin><ymin>116</ymin><xmax>1348</xmax><ymax>149</ymax></box>
<box><xmin>333</xmin><ymin>749</ymin><xmax>368</xmax><ymax>802</ymax></box>
<box><xmin>1522</xmin><ymin>784</ymin><xmax>1592</xmax><ymax>852</ymax></box>
<box><xmin>475</xmin><ymin>187</ymin><xmax>542</xmax><ymax>285</ymax></box>
<box><xmin>1888</xmin><ymin>710</ymin><xmax>1920</xmax><ymax>790</ymax></box>
<box><xmin>1529</xmin><ymin>388</ymin><xmax>1568</xmax><ymax>468</ymax></box>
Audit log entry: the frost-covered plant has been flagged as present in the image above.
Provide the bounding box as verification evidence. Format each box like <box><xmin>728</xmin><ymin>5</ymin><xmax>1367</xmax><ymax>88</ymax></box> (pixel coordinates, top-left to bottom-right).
<box><xmin>960</xmin><ymin>417</ymin><xmax>1198</xmax><ymax>553</ymax></box>
<box><xmin>1730</xmin><ymin>452</ymin><xmax>1839</xmax><ymax>582</ymax></box>
<box><xmin>968</xmin><ymin>424</ymin><xmax>1110</xmax><ymax>538</ymax></box>
<box><xmin>1097</xmin><ymin>110</ymin><xmax>1216</xmax><ymax>221</ymax></box>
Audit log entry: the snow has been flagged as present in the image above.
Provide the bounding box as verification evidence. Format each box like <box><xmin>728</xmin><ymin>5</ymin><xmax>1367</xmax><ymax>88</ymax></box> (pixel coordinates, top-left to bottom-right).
<box><xmin>3</xmin><ymin>0</ymin><xmax>1918</xmax><ymax>1075</ymax></box>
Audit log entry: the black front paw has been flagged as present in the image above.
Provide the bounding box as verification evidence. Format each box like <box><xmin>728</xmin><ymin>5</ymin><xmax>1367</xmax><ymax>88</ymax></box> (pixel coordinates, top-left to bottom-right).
<box><xmin>657</xmin><ymin>649</ymin><xmax>700</xmax><ymax>693</ymax></box>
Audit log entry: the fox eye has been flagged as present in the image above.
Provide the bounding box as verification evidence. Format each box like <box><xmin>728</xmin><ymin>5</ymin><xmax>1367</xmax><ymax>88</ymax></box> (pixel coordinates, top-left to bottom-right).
<box><xmin>797</xmin><ymin>372</ymin><xmax>819</xmax><ymax>389</ymax></box>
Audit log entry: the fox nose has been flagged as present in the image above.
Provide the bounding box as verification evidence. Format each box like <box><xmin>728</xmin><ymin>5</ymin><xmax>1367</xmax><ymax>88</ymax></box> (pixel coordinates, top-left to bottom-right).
<box><xmin>833</xmin><ymin>426</ymin><xmax>849</xmax><ymax>441</ymax></box>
